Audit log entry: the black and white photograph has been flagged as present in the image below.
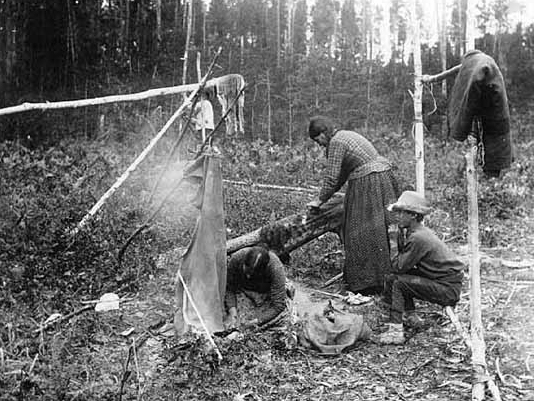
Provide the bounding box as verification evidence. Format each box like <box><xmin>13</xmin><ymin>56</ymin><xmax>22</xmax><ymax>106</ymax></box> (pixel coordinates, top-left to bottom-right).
<box><xmin>0</xmin><ymin>0</ymin><xmax>533</xmax><ymax>399</ymax></box>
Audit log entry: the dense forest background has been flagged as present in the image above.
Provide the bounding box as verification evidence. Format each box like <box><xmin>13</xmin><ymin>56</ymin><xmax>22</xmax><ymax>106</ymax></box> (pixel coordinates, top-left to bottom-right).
<box><xmin>0</xmin><ymin>0</ymin><xmax>533</xmax><ymax>145</ymax></box>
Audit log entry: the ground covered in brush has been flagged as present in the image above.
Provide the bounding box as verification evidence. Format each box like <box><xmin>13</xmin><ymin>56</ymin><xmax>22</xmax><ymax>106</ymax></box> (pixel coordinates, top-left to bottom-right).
<box><xmin>1</xmin><ymin>123</ymin><xmax>534</xmax><ymax>400</ymax></box>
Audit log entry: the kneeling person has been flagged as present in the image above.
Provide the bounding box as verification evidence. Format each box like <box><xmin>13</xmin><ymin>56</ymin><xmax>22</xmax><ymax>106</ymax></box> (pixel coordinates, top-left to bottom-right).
<box><xmin>379</xmin><ymin>191</ymin><xmax>464</xmax><ymax>345</ymax></box>
<box><xmin>225</xmin><ymin>246</ymin><xmax>288</xmax><ymax>328</ymax></box>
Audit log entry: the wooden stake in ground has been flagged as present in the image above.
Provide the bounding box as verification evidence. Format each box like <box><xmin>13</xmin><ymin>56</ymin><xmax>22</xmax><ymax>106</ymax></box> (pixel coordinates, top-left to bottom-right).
<box><xmin>176</xmin><ymin>271</ymin><xmax>223</xmax><ymax>361</ymax></box>
<box><xmin>466</xmin><ymin>135</ymin><xmax>501</xmax><ymax>401</ymax></box>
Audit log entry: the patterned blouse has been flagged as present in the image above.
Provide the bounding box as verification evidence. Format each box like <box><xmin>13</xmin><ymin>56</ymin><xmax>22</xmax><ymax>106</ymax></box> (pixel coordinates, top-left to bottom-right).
<box><xmin>319</xmin><ymin>130</ymin><xmax>391</xmax><ymax>203</ymax></box>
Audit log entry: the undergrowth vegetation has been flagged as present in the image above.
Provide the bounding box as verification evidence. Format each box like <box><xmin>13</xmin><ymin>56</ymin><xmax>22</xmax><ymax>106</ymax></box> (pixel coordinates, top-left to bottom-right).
<box><xmin>1</xmin><ymin>115</ymin><xmax>533</xmax><ymax>399</ymax></box>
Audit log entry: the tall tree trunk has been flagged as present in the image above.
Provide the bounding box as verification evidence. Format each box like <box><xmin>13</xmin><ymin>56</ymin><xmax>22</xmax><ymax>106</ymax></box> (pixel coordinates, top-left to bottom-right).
<box><xmin>124</xmin><ymin>0</ymin><xmax>130</xmax><ymax>66</ymax></box>
<box><xmin>286</xmin><ymin>0</ymin><xmax>294</xmax><ymax>65</ymax></box>
<box><xmin>1</xmin><ymin>0</ymin><xmax>16</xmax><ymax>99</ymax></box>
<box><xmin>411</xmin><ymin>0</ymin><xmax>424</xmax><ymax>195</ymax></box>
<box><xmin>439</xmin><ymin>0</ymin><xmax>447</xmax><ymax>97</ymax></box>
<box><xmin>465</xmin><ymin>0</ymin><xmax>475</xmax><ymax>52</ymax></box>
<box><xmin>365</xmin><ymin>62</ymin><xmax>372</xmax><ymax>135</ymax></box>
<box><xmin>183</xmin><ymin>0</ymin><xmax>193</xmax><ymax>86</ymax></box>
<box><xmin>202</xmin><ymin>2</ymin><xmax>206</xmax><ymax>54</ymax></box>
<box><xmin>240</xmin><ymin>35</ymin><xmax>244</xmax><ymax>70</ymax></box>
<box><xmin>288</xmin><ymin>76</ymin><xmax>293</xmax><ymax>146</ymax></box>
<box><xmin>439</xmin><ymin>0</ymin><xmax>448</xmax><ymax>136</ymax></box>
<box><xmin>456</xmin><ymin>0</ymin><xmax>463</xmax><ymax>57</ymax></box>
<box><xmin>266</xmin><ymin>69</ymin><xmax>272</xmax><ymax>143</ymax></box>
<box><xmin>174</xmin><ymin>0</ymin><xmax>181</xmax><ymax>35</ymax></box>
<box><xmin>365</xmin><ymin>4</ymin><xmax>373</xmax><ymax>135</ymax></box>
<box><xmin>251</xmin><ymin>83</ymin><xmax>257</xmax><ymax>141</ymax></box>
<box><xmin>276</xmin><ymin>0</ymin><xmax>281</xmax><ymax>68</ymax></box>
<box><xmin>361</xmin><ymin>0</ymin><xmax>369</xmax><ymax>59</ymax></box>
<box><xmin>156</xmin><ymin>0</ymin><xmax>162</xmax><ymax>51</ymax></box>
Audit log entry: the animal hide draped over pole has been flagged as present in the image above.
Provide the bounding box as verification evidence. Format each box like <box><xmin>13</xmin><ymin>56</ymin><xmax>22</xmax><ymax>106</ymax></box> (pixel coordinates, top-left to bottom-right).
<box><xmin>214</xmin><ymin>74</ymin><xmax>246</xmax><ymax>136</ymax></box>
<box><xmin>411</xmin><ymin>0</ymin><xmax>425</xmax><ymax>196</ymax></box>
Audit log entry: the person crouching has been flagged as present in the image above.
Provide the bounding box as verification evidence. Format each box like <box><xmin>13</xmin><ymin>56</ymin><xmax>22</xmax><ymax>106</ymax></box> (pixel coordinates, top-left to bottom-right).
<box><xmin>225</xmin><ymin>246</ymin><xmax>291</xmax><ymax>329</ymax></box>
<box><xmin>379</xmin><ymin>191</ymin><xmax>465</xmax><ymax>345</ymax></box>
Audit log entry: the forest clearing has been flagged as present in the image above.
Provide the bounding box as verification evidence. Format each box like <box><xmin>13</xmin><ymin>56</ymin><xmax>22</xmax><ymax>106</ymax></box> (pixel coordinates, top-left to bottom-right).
<box><xmin>2</xmin><ymin>0</ymin><xmax>534</xmax><ymax>400</ymax></box>
<box><xmin>1</xmin><ymin>131</ymin><xmax>533</xmax><ymax>400</ymax></box>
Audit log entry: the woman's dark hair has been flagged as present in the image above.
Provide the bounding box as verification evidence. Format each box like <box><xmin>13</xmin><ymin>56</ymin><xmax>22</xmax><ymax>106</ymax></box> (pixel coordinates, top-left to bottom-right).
<box><xmin>244</xmin><ymin>246</ymin><xmax>270</xmax><ymax>273</ymax></box>
<box><xmin>308</xmin><ymin>115</ymin><xmax>334</xmax><ymax>139</ymax></box>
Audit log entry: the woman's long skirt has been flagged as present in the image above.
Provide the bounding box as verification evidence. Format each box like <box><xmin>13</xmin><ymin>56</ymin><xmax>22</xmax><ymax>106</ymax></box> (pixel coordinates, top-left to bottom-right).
<box><xmin>342</xmin><ymin>169</ymin><xmax>399</xmax><ymax>294</ymax></box>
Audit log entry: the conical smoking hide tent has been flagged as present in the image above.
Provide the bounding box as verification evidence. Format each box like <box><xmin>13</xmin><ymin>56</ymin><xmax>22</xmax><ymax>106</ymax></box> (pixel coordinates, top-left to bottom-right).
<box><xmin>174</xmin><ymin>153</ymin><xmax>226</xmax><ymax>335</ymax></box>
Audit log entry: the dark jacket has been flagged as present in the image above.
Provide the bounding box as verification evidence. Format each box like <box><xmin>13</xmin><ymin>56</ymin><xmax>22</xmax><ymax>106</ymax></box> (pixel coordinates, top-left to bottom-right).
<box><xmin>225</xmin><ymin>248</ymin><xmax>286</xmax><ymax>324</ymax></box>
<box><xmin>448</xmin><ymin>50</ymin><xmax>512</xmax><ymax>175</ymax></box>
<box><xmin>393</xmin><ymin>224</ymin><xmax>464</xmax><ymax>284</ymax></box>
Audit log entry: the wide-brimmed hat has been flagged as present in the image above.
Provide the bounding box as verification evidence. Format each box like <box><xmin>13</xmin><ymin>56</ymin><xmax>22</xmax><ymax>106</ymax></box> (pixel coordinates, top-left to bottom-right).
<box><xmin>387</xmin><ymin>191</ymin><xmax>432</xmax><ymax>215</ymax></box>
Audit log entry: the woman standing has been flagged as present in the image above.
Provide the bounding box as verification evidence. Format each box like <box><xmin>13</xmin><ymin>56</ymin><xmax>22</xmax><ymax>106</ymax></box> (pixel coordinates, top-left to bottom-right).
<box><xmin>307</xmin><ymin>116</ymin><xmax>399</xmax><ymax>295</ymax></box>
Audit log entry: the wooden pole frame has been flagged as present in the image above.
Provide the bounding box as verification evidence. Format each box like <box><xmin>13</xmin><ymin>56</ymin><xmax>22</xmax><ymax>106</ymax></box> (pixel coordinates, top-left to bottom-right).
<box><xmin>0</xmin><ymin>78</ymin><xmax>229</xmax><ymax>117</ymax></box>
<box><xmin>71</xmin><ymin>48</ymin><xmax>222</xmax><ymax>235</ymax></box>
<box><xmin>412</xmin><ymin>0</ymin><xmax>502</xmax><ymax>398</ymax></box>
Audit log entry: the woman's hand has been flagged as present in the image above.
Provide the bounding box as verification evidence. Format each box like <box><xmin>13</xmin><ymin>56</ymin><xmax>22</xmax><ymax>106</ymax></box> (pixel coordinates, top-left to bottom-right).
<box><xmin>306</xmin><ymin>199</ymin><xmax>323</xmax><ymax>213</ymax></box>
<box><xmin>224</xmin><ymin>307</ymin><xmax>238</xmax><ymax>329</ymax></box>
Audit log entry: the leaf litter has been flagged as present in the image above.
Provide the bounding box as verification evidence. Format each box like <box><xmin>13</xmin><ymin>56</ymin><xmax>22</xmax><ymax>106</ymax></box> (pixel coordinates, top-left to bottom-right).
<box><xmin>1</xmin><ymin>137</ymin><xmax>534</xmax><ymax>400</ymax></box>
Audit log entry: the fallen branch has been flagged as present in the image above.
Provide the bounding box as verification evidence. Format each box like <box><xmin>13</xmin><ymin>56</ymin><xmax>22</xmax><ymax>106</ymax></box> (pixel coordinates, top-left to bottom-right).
<box><xmin>71</xmin><ymin>47</ymin><xmax>222</xmax><ymax>236</ymax></box>
<box><xmin>33</xmin><ymin>305</ymin><xmax>93</xmax><ymax>334</ymax></box>
<box><xmin>226</xmin><ymin>196</ymin><xmax>343</xmax><ymax>254</ymax></box>
<box><xmin>223</xmin><ymin>179</ymin><xmax>318</xmax><ymax>194</ymax></box>
<box><xmin>322</xmin><ymin>272</ymin><xmax>343</xmax><ymax>288</ymax></box>
<box><xmin>445</xmin><ymin>306</ymin><xmax>472</xmax><ymax>349</ymax></box>
<box><xmin>118</xmin><ymin>318</ymin><xmax>165</xmax><ymax>401</ymax></box>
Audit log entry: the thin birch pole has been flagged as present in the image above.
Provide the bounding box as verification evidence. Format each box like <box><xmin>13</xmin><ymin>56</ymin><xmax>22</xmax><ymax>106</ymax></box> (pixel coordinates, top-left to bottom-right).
<box><xmin>196</xmin><ymin>52</ymin><xmax>205</xmax><ymax>142</ymax></box>
<box><xmin>182</xmin><ymin>0</ymin><xmax>193</xmax><ymax>89</ymax></box>
<box><xmin>463</xmin><ymin>7</ymin><xmax>501</xmax><ymax>398</ymax></box>
<box><xmin>266</xmin><ymin>69</ymin><xmax>272</xmax><ymax>143</ymax></box>
<box><xmin>465</xmin><ymin>3</ymin><xmax>501</xmax><ymax>399</ymax></box>
<box><xmin>466</xmin><ymin>134</ymin><xmax>500</xmax><ymax>401</ymax></box>
<box><xmin>72</xmin><ymin>98</ymin><xmax>192</xmax><ymax>235</ymax></box>
<box><xmin>0</xmin><ymin>78</ymin><xmax>225</xmax><ymax>117</ymax></box>
<box><xmin>177</xmin><ymin>271</ymin><xmax>223</xmax><ymax>361</ymax></box>
<box><xmin>411</xmin><ymin>0</ymin><xmax>425</xmax><ymax>196</ymax></box>
<box><xmin>466</xmin><ymin>136</ymin><xmax>488</xmax><ymax>401</ymax></box>
<box><xmin>72</xmin><ymin>49</ymin><xmax>222</xmax><ymax>235</ymax></box>
<box><xmin>439</xmin><ymin>0</ymin><xmax>448</xmax><ymax>98</ymax></box>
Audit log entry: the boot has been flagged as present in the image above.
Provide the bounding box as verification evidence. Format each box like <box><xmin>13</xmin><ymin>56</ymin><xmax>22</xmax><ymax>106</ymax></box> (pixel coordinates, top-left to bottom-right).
<box><xmin>378</xmin><ymin>323</ymin><xmax>405</xmax><ymax>345</ymax></box>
